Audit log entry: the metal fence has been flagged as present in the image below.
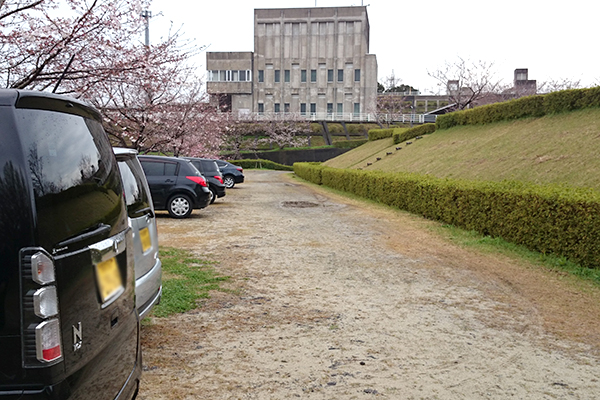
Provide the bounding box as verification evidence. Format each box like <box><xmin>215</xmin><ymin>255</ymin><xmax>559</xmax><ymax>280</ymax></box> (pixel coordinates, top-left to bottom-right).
<box><xmin>231</xmin><ymin>112</ymin><xmax>437</xmax><ymax>124</ymax></box>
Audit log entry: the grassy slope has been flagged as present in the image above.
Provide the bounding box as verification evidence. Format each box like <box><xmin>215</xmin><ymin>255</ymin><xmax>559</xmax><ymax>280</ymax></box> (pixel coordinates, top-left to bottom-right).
<box><xmin>324</xmin><ymin>108</ymin><xmax>600</xmax><ymax>190</ymax></box>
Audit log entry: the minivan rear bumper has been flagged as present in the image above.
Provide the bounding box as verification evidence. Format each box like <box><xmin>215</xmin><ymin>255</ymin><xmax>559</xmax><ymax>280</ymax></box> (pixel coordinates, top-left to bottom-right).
<box><xmin>136</xmin><ymin>258</ymin><xmax>162</xmax><ymax>320</ymax></box>
<box><xmin>0</xmin><ymin>344</ymin><xmax>141</xmax><ymax>400</ymax></box>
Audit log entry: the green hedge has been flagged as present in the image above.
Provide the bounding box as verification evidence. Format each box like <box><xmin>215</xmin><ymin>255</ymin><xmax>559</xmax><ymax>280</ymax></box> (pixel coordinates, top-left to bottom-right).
<box><xmin>368</xmin><ymin>128</ymin><xmax>395</xmax><ymax>141</ymax></box>
<box><xmin>368</xmin><ymin>124</ymin><xmax>437</xmax><ymax>144</ymax></box>
<box><xmin>294</xmin><ymin>163</ymin><xmax>600</xmax><ymax>269</ymax></box>
<box><xmin>393</xmin><ymin>124</ymin><xmax>436</xmax><ymax>144</ymax></box>
<box><xmin>230</xmin><ymin>159</ymin><xmax>294</xmax><ymax>171</ymax></box>
<box><xmin>436</xmin><ymin>86</ymin><xmax>600</xmax><ymax>130</ymax></box>
<box><xmin>333</xmin><ymin>139</ymin><xmax>369</xmax><ymax>149</ymax></box>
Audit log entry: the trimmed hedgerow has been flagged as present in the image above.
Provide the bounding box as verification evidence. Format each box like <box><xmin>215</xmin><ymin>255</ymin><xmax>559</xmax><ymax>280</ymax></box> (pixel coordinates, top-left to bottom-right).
<box><xmin>231</xmin><ymin>159</ymin><xmax>294</xmax><ymax>171</ymax></box>
<box><xmin>436</xmin><ymin>86</ymin><xmax>600</xmax><ymax>130</ymax></box>
<box><xmin>368</xmin><ymin>128</ymin><xmax>395</xmax><ymax>141</ymax></box>
<box><xmin>294</xmin><ymin>163</ymin><xmax>600</xmax><ymax>269</ymax></box>
<box><xmin>393</xmin><ymin>124</ymin><xmax>436</xmax><ymax>144</ymax></box>
<box><xmin>369</xmin><ymin>124</ymin><xmax>437</xmax><ymax>144</ymax></box>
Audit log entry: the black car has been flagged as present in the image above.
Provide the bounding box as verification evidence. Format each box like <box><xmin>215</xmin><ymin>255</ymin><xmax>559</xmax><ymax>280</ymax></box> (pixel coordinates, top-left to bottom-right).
<box><xmin>138</xmin><ymin>155</ymin><xmax>211</xmax><ymax>218</ymax></box>
<box><xmin>184</xmin><ymin>157</ymin><xmax>226</xmax><ymax>204</ymax></box>
<box><xmin>215</xmin><ymin>160</ymin><xmax>245</xmax><ymax>188</ymax></box>
<box><xmin>0</xmin><ymin>89</ymin><xmax>141</xmax><ymax>399</ymax></box>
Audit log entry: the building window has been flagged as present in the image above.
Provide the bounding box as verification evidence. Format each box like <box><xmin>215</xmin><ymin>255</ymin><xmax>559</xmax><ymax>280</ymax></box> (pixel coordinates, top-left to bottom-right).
<box><xmin>301</xmin><ymin>70</ymin><xmax>307</xmax><ymax>83</ymax></box>
<box><xmin>258</xmin><ymin>103</ymin><xmax>264</xmax><ymax>114</ymax></box>
<box><xmin>274</xmin><ymin>70</ymin><xmax>280</xmax><ymax>83</ymax></box>
<box><xmin>354</xmin><ymin>103</ymin><xmax>360</xmax><ymax>116</ymax></box>
<box><xmin>310</xmin><ymin>103</ymin><xmax>316</xmax><ymax>115</ymax></box>
<box><xmin>209</xmin><ymin>69</ymin><xmax>252</xmax><ymax>82</ymax></box>
<box><xmin>337</xmin><ymin>103</ymin><xmax>343</xmax><ymax>114</ymax></box>
<box><xmin>284</xmin><ymin>70</ymin><xmax>290</xmax><ymax>83</ymax></box>
<box><xmin>284</xmin><ymin>103</ymin><xmax>290</xmax><ymax>113</ymax></box>
<box><xmin>310</xmin><ymin>69</ymin><xmax>317</xmax><ymax>82</ymax></box>
<box><xmin>300</xmin><ymin>103</ymin><xmax>307</xmax><ymax>115</ymax></box>
<box><xmin>327</xmin><ymin>103</ymin><xmax>333</xmax><ymax>115</ymax></box>
<box><xmin>338</xmin><ymin>69</ymin><xmax>344</xmax><ymax>82</ymax></box>
<box><xmin>354</xmin><ymin>69</ymin><xmax>361</xmax><ymax>82</ymax></box>
<box><xmin>274</xmin><ymin>103</ymin><xmax>280</xmax><ymax>113</ymax></box>
<box><xmin>258</xmin><ymin>70</ymin><xmax>264</xmax><ymax>83</ymax></box>
<box><xmin>327</xmin><ymin>69</ymin><xmax>333</xmax><ymax>82</ymax></box>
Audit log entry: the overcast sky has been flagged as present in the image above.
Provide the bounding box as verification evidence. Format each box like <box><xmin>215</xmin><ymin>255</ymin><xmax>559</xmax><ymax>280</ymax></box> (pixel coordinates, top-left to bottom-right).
<box><xmin>147</xmin><ymin>0</ymin><xmax>598</xmax><ymax>94</ymax></box>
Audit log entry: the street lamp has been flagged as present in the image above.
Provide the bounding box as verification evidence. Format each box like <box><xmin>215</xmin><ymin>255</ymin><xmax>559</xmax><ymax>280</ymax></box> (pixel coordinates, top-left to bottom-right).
<box><xmin>141</xmin><ymin>10</ymin><xmax>152</xmax><ymax>46</ymax></box>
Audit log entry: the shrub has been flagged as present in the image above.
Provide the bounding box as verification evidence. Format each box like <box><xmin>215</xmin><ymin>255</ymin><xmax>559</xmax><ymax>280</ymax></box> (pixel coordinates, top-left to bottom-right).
<box><xmin>334</xmin><ymin>139</ymin><xmax>369</xmax><ymax>149</ymax></box>
<box><xmin>368</xmin><ymin>128</ymin><xmax>395</xmax><ymax>141</ymax></box>
<box><xmin>435</xmin><ymin>87</ymin><xmax>600</xmax><ymax>130</ymax></box>
<box><xmin>393</xmin><ymin>124</ymin><xmax>435</xmax><ymax>144</ymax></box>
<box><xmin>234</xmin><ymin>159</ymin><xmax>294</xmax><ymax>171</ymax></box>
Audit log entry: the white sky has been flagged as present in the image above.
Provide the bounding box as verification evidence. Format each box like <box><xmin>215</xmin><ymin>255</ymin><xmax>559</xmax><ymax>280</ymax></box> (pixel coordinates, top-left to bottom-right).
<box><xmin>147</xmin><ymin>0</ymin><xmax>598</xmax><ymax>94</ymax></box>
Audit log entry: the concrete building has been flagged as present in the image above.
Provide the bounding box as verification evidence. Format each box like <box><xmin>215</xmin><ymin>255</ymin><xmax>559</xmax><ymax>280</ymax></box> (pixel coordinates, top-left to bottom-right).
<box><xmin>207</xmin><ymin>6</ymin><xmax>378</xmax><ymax>120</ymax></box>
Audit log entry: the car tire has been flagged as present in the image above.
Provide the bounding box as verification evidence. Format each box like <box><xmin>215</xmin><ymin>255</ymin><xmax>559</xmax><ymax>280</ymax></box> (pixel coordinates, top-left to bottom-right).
<box><xmin>209</xmin><ymin>188</ymin><xmax>216</xmax><ymax>204</ymax></box>
<box><xmin>167</xmin><ymin>194</ymin><xmax>193</xmax><ymax>218</ymax></box>
<box><xmin>223</xmin><ymin>175</ymin><xmax>235</xmax><ymax>188</ymax></box>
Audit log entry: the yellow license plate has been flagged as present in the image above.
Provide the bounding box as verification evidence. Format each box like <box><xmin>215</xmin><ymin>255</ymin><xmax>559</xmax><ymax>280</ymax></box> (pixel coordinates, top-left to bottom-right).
<box><xmin>139</xmin><ymin>227</ymin><xmax>151</xmax><ymax>253</ymax></box>
<box><xmin>96</xmin><ymin>257</ymin><xmax>123</xmax><ymax>302</ymax></box>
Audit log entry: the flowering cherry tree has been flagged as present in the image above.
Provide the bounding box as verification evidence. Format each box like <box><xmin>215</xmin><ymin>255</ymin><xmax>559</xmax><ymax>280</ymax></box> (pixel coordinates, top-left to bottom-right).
<box><xmin>1</xmin><ymin>0</ymin><xmax>151</xmax><ymax>94</ymax></box>
<box><xmin>1</xmin><ymin>0</ymin><xmax>230</xmax><ymax>156</ymax></box>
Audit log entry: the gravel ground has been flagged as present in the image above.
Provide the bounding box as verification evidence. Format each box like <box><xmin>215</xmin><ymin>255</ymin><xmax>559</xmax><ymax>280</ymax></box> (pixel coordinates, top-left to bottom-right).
<box><xmin>139</xmin><ymin>170</ymin><xmax>600</xmax><ymax>399</ymax></box>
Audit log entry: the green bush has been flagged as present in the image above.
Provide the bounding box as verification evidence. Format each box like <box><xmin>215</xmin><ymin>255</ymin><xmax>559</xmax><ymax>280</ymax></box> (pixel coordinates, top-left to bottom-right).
<box><xmin>294</xmin><ymin>163</ymin><xmax>600</xmax><ymax>269</ymax></box>
<box><xmin>368</xmin><ymin>128</ymin><xmax>395</xmax><ymax>141</ymax></box>
<box><xmin>436</xmin><ymin>87</ymin><xmax>600</xmax><ymax>130</ymax></box>
<box><xmin>334</xmin><ymin>139</ymin><xmax>368</xmax><ymax>149</ymax></box>
<box><xmin>393</xmin><ymin>124</ymin><xmax>436</xmax><ymax>144</ymax></box>
<box><xmin>232</xmin><ymin>159</ymin><xmax>294</xmax><ymax>171</ymax></box>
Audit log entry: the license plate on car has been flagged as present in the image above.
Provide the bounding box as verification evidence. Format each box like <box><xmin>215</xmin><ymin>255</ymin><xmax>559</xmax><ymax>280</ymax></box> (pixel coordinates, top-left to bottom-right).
<box><xmin>96</xmin><ymin>257</ymin><xmax>123</xmax><ymax>302</ymax></box>
<box><xmin>139</xmin><ymin>227</ymin><xmax>151</xmax><ymax>252</ymax></box>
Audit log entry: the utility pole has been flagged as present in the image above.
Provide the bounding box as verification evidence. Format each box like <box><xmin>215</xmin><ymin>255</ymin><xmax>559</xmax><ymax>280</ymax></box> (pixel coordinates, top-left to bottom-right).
<box><xmin>141</xmin><ymin>10</ymin><xmax>152</xmax><ymax>46</ymax></box>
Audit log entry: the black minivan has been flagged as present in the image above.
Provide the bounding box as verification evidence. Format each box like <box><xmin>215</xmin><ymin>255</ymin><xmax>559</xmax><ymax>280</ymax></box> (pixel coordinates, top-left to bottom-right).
<box><xmin>0</xmin><ymin>90</ymin><xmax>141</xmax><ymax>399</ymax></box>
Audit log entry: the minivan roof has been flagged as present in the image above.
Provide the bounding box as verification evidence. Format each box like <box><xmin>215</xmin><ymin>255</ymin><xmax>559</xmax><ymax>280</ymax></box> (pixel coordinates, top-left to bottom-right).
<box><xmin>0</xmin><ymin>89</ymin><xmax>102</xmax><ymax>121</ymax></box>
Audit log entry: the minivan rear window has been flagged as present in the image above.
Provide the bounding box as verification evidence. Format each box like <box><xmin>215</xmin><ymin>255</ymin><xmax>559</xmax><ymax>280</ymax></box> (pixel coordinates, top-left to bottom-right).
<box><xmin>118</xmin><ymin>159</ymin><xmax>152</xmax><ymax>218</ymax></box>
<box><xmin>15</xmin><ymin>108</ymin><xmax>125</xmax><ymax>249</ymax></box>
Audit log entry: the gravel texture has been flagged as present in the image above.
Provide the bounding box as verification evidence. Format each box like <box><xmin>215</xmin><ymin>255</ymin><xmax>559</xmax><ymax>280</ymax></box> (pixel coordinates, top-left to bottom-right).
<box><xmin>139</xmin><ymin>170</ymin><xmax>600</xmax><ymax>399</ymax></box>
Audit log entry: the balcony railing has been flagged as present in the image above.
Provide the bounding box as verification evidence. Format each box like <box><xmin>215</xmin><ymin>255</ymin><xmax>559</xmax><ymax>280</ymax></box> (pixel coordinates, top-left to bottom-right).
<box><xmin>230</xmin><ymin>112</ymin><xmax>437</xmax><ymax>124</ymax></box>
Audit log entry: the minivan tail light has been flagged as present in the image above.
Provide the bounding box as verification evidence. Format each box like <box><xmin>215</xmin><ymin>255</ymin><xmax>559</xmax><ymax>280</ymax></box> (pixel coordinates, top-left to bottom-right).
<box><xmin>35</xmin><ymin>319</ymin><xmax>62</xmax><ymax>362</ymax></box>
<box><xmin>186</xmin><ymin>175</ymin><xmax>207</xmax><ymax>187</ymax></box>
<box><xmin>31</xmin><ymin>251</ymin><xmax>55</xmax><ymax>284</ymax></box>
<box><xmin>33</xmin><ymin>286</ymin><xmax>59</xmax><ymax>318</ymax></box>
<box><xmin>214</xmin><ymin>175</ymin><xmax>224</xmax><ymax>184</ymax></box>
<box><xmin>21</xmin><ymin>248</ymin><xmax>63</xmax><ymax>366</ymax></box>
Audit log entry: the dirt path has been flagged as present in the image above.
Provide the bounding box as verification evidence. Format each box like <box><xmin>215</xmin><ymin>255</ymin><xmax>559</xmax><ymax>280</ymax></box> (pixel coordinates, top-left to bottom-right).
<box><xmin>139</xmin><ymin>170</ymin><xmax>600</xmax><ymax>399</ymax></box>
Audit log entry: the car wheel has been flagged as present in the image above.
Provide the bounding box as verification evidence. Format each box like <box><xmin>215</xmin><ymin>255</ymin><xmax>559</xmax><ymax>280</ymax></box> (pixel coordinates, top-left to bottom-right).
<box><xmin>209</xmin><ymin>188</ymin><xmax>216</xmax><ymax>204</ymax></box>
<box><xmin>223</xmin><ymin>175</ymin><xmax>235</xmax><ymax>188</ymax></box>
<box><xmin>167</xmin><ymin>194</ymin><xmax>193</xmax><ymax>218</ymax></box>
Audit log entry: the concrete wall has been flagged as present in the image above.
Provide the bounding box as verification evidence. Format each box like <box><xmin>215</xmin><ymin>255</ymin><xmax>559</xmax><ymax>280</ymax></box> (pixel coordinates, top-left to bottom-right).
<box><xmin>253</xmin><ymin>7</ymin><xmax>377</xmax><ymax>116</ymax></box>
<box><xmin>206</xmin><ymin>7</ymin><xmax>378</xmax><ymax>118</ymax></box>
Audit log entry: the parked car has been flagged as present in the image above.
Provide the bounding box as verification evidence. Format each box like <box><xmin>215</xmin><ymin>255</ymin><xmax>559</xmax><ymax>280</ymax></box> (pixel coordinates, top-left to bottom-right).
<box><xmin>215</xmin><ymin>160</ymin><xmax>245</xmax><ymax>188</ymax></box>
<box><xmin>138</xmin><ymin>155</ymin><xmax>211</xmax><ymax>218</ymax></box>
<box><xmin>0</xmin><ymin>89</ymin><xmax>141</xmax><ymax>399</ymax></box>
<box><xmin>114</xmin><ymin>148</ymin><xmax>162</xmax><ymax>319</ymax></box>
<box><xmin>184</xmin><ymin>157</ymin><xmax>226</xmax><ymax>204</ymax></box>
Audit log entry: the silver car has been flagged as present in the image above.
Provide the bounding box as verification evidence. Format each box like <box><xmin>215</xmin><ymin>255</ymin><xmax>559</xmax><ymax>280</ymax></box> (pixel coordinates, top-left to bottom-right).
<box><xmin>114</xmin><ymin>147</ymin><xmax>162</xmax><ymax>319</ymax></box>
